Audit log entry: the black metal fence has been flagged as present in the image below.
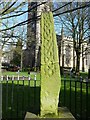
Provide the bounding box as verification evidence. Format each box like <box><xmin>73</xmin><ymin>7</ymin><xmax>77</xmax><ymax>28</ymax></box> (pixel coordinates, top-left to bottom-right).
<box><xmin>1</xmin><ymin>75</ymin><xmax>40</xmax><ymax>120</ymax></box>
<box><xmin>0</xmin><ymin>75</ymin><xmax>90</xmax><ymax>120</ymax></box>
<box><xmin>60</xmin><ymin>77</ymin><xmax>90</xmax><ymax>120</ymax></box>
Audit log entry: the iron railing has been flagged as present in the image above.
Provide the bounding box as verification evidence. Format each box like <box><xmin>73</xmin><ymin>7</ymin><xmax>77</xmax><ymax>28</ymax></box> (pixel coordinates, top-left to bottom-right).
<box><xmin>60</xmin><ymin>76</ymin><xmax>90</xmax><ymax>120</ymax></box>
<box><xmin>1</xmin><ymin>75</ymin><xmax>40</xmax><ymax>119</ymax></box>
<box><xmin>0</xmin><ymin>75</ymin><xmax>90</xmax><ymax>120</ymax></box>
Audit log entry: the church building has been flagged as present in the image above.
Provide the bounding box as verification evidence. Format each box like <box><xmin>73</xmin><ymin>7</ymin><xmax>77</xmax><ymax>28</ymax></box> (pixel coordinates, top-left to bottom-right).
<box><xmin>57</xmin><ymin>27</ymin><xmax>88</xmax><ymax>72</ymax></box>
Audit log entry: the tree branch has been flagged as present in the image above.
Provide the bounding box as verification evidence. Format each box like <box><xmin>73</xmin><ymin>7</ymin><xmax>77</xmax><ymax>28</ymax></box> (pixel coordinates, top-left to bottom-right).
<box><xmin>53</xmin><ymin>3</ymin><xmax>90</xmax><ymax>17</ymax></box>
<box><xmin>1</xmin><ymin>1</ymin><xmax>17</xmax><ymax>15</ymax></box>
<box><xmin>1</xmin><ymin>1</ymin><xmax>47</xmax><ymax>20</ymax></box>
<box><xmin>0</xmin><ymin>2</ymin><xmax>90</xmax><ymax>32</ymax></box>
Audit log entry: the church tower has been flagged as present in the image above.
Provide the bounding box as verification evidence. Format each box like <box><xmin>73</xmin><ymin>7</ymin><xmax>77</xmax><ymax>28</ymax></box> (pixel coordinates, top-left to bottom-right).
<box><xmin>26</xmin><ymin>1</ymin><xmax>51</xmax><ymax>69</ymax></box>
<box><xmin>27</xmin><ymin>2</ymin><xmax>37</xmax><ymax>49</ymax></box>
<box><xmin>25</xmin><ymin>2</ymin><xmax>37</xmax><ymax>68</ymax></box>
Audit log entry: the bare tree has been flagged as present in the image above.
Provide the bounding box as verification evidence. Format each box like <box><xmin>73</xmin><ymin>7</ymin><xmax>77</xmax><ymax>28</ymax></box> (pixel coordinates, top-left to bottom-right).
<box><xmin>54</xmin><ymin>2</ymin><xmax>90</xmax><ymax>73</ymax></box>
<box><xmin>0</xmin><ymin>0</ymin><xmax>27</xmax><ymax>74</ymax></box>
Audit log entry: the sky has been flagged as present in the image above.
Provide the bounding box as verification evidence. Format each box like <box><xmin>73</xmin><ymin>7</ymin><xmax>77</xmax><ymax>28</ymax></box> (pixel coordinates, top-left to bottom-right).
<box><xmin>0</xmin><ymin>1</ymin><xmax>63</xmax><ymax>35</ymax></box>
<box><xmin>0</xmin><ymin>1</ymin><xmax>64</xmax><ymax>52</ymax></box>
<box><xmin>0</xmin><ymin>1</ymin><xmax>28</xmax><ymax>51</ymax></box>
<box><xmin>0</xmin><ymin>1</ymin><xmax>61</xmax><ymax>31</ymax></box>
<box><xmin>2</xmin><ymin>0</ymin><xmax>88</xmax><ymax>50</ymax></box>
<box><xmin>1</xmin><ymin>2</ymin><xmax>28</xmax><ymax>28</ymax></box>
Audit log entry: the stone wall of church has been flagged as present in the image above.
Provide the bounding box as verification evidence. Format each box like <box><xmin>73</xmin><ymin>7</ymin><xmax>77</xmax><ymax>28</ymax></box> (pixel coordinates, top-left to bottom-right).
<box><xmin>57</xmin><ymin>35</ymin><xmax>88</xmax><ymax>72</ymax></box>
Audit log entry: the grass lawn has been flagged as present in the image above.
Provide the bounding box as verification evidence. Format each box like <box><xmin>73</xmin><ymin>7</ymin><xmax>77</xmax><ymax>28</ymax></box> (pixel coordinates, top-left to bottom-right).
<box><xmin>2</xmin><ymin>71</ymin><xmax>29</xmax><ymax>76</ymax></box>
<box><xmin>2</xmin><ymin>71</ymin><xmax>40</xmax><ymax>81</ymax></box>
<box><xmin>1</xmin><ymin>71</ymin><xmax>90</xmax><ymax>120</ymax></box>
<box><xmin>1</xmin><ymin>71</ymin><xmax>88</xmax><ymax>81</ymax></box>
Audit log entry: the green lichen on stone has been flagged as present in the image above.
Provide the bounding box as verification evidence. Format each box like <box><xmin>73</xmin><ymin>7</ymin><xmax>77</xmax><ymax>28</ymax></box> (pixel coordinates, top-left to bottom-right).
<box><xmin>40</xmin><ymin>12</ymin><xmax>61</xmax><ymax>117</ymax></box>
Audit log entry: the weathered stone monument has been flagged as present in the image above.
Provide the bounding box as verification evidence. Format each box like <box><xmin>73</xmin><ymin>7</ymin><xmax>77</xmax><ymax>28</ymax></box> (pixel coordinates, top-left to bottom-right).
<box><xmin>40</xmin><ymin>12</ymin><xmax>61</xmax><ymax>116</ymax></box>
<box><xmin>25</xmin><ymin>11</ymin><xmax>75</xmax><ymax>120</ymax></box>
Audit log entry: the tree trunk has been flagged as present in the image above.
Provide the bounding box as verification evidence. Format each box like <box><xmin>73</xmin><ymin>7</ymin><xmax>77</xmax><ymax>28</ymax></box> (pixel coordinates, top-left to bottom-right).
<box><xmin>82</xmin><ymin>57</ymin><xmax>84</xmax><ymax>72</ymax></box>
<box><xmin>88</xmin><ymin>68</ymin><xmax>90</xmax><ymax>79</ymax></box>
<box><xmin>20</xmin><ymin>51</ymin><xmax>23</xmax><ymax>71</ymax></box>
<box><xmin>58</xmin><ymin>45</ymin><xmax>61</xmax><ymax>66</ymax></box>
<box><xmin>72</xmin><ymin>31</ymin><xmax>75</xmax><ymax>69</ymax></box>
<box><xmin>0</xmin><ymin>50</ymin><xmax>2</xmax><ymax>76</ymax></box>
<box><xmin>76</xmin><ymin>52</ymin><xmax>80</xmax><ymax>73</ymax></box>
<box><xmin>73</xmin><ymin>46</ymin><xmax>75</xmax><ymax>69</ymax></box>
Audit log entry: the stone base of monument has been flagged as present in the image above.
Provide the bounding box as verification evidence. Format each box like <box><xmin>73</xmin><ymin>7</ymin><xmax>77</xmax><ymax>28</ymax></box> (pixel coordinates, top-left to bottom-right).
<box><xmin>24</xmin><ymin>107</ymin><xmax>76</xmax><ymax>120</ymax></box>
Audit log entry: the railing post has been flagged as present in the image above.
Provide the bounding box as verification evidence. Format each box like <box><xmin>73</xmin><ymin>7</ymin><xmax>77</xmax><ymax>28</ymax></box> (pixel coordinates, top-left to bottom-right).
<box><xmin>17</xmin><ymin>75</ymin><xmax>19</xmax><ymax>118</ymax></box>
<box><xmin>6</xmin><ymin>75</ymin><xmax>8</xmax><ymax>118</ymax></box>
<box><xmin>80</xmin><ymin>77</ymin><xmax>82</xmax><ymax>120</ymax></box>
<box><xmin>34</xmin><ymin>74</ymin><xmax>36</xmax><ymax>88</ymax></box>
<box><xmin>12</xmin><ymin>75</ymin><xmax>14</xmax><ymax>81</ymax></box>
<box><xmin>0</xmin><ymin>76</ymin><xmax>2</xmax><ymax>120</ymax></box>
<box><xmin>18</xmin><ymin>75</ymin><xmax>19</xmax><ymax>81</ymax></box>
<box><xmin>86</xmin><ymin>78</ymin><xmax>88</xmax><ymax>120</ymax></box>
<box><xmin>75</xmin><ymin>76</ymin><xmax>77</xmax><ymax>119</ymax></box>
<box><xmin>64</xmin><ymin>75</ymin><xmax>66</xmax><ymax>106</ymax></box>
<box><xmin>28</xmin><ymin>75</ymin><xmax>30</xmax><ymax>81</ymax></box>
<box><xmin>23</xmin><ymin>76</ymin><xmax>24</xmax><ymax>81</ymax></box>
<box><xmin>28</xmin><ymin>74</ymin><xmax>30</xmax><ymax>108</ymax></box>
<box><xmin>7</xmin><ymin>75</ymin><xmax>8</xmax><ymax>81</ymax></box>
<box><xmin>34</xmin><ymin>74</ymin><xmax>36</xmax><ymax>81</ymax></box>
<box><xmin>34</xmin><ymin>74</ymin><xmax>36</xmax><ymax>109</ymax></box>
<box><xmin>69</xmin><ymin>79</ymin><xmax>71</xmax><ymax>111</ymax></box>
<box><xmin>28</xmin><ymin>75</ymin><xmax>30</xmax><ymax>110</ymax></box>
<box><xmin>22</xmin><ymin>76</ymin><xmax>24</xmax><ymax>117</ymax></box>
<box><xmin>11</xmin><ymin>75</ymin><xmax>14</xmax><ymax>118</ymax></box>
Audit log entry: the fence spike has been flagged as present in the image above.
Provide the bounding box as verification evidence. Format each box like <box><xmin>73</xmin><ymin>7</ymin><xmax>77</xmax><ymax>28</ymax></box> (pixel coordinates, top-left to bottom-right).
<box><xmin>12</xmin><ymin>75</ymin><xmax>14</xmax><ymax>81</ymax></box>
<box><xmin>28</xmin><ymin>75</ymin><xmax>30</xmax><ymax>80</ymax></box>
<box><xmin>34</xmin><ymin>74</ymin><xmax>36</xmax><ymax>81</ymax></box>
<box><xmin>7</xmin><ymin>75</ymin><xmax>8</xmax><ymax>81</ymax></box>
<box><xmin>1</xmin><ymin>76</ymin><xmax>3</xmax><ymax>81</ymax></box>
<box><xmin>18</xmin><ymin>75</ymin><xmax>19</xmax><ymax>80</ymax></box>
<box><xmin>23</xmin><ymin>76</ymin><xmax>24</xmax><ymax>80</ymax></box>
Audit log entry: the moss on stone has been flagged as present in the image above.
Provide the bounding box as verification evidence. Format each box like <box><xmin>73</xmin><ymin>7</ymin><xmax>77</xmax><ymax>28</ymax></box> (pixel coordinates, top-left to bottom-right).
<box><xmin>40</xmin><ymin>12</ymin><xmax>61</xmax><ymax>116</ymax></box>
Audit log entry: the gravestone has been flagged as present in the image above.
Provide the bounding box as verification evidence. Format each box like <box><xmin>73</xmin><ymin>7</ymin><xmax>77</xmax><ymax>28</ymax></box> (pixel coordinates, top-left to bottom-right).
<box><xmin>40</xmin><ymin>12</ymin><xmax>61</xmax><ymax>116</ymax></box>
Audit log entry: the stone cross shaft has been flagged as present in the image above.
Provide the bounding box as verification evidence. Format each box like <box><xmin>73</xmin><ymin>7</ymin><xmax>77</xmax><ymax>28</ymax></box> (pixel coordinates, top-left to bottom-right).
<box><xmin>40</xmin><ymin>12</ymin><xmax>61</xmax><ymax>116</ymax></box>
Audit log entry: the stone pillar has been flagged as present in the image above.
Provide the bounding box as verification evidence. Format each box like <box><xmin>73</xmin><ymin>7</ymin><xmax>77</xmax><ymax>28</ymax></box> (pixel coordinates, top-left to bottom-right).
<box><xmin>40</xmin><ymin>12</ymin><xmax>61</xmax><ymax>116</ymax></box>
